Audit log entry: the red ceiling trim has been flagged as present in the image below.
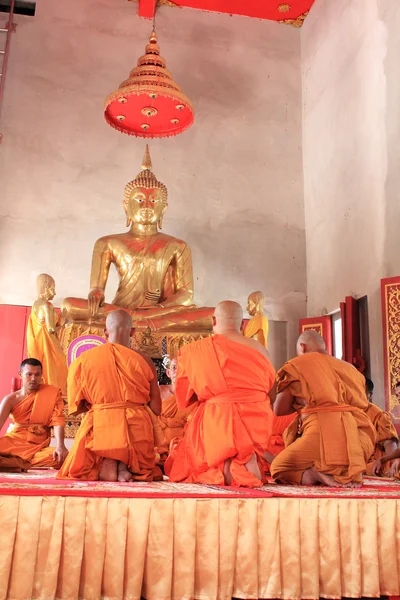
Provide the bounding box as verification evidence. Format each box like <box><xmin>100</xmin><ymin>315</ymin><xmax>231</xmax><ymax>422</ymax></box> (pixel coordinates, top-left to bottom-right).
<box><xmin>132</xmin><ymin>0</ymin><xmax>316</xmax><ymax>22</ymax></box>
<box><xmin>138</xmin><ymin>0</ymin><xmax>156</xmax><ymax>19</ymax></box>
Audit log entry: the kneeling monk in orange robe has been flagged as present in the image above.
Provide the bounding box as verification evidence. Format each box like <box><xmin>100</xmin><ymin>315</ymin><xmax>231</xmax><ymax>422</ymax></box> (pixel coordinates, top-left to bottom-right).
<box><xmin>372</xmin><ymin>445</ymin><xmax>400</xmax><ymax>478</ymax></box>
<box><xmin>168</xmin><ymin>301</ymin><xmax>275</xmax><ymax>488</ymax></box>
<box><xmin>364</xmin><ymin>378</ymin><xmax>398</xmax><ymax>475</ymax></box>
<box><xmin>0</xmin><ymin>358</ymin><xmax>68</xmax><ymax>470</ymax></box>
<box><xmin>157</xmin><ymin>355</ymin><xmax>196</xmax><ymax>455</ymax></box>
<box><xmin>57</xmin><ymin>310</ymin><xmax>162</xmax><ymax>482</ymax></box>
<box><xmin>271</xmin><ymin>330</ymin><xmax>376</xmax><ymax>487</ymax></box>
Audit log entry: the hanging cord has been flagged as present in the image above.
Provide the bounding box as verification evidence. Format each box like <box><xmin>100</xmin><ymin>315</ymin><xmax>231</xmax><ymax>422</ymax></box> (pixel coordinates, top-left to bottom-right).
<box><xmin>152</xmin><ymin>2</ymin><xmax>156</xmax><ymax>31</ymax></box>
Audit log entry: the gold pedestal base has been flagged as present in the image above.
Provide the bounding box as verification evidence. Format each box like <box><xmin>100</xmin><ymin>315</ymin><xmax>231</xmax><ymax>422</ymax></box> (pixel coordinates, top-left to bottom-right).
<box><xmin>59</xmin><ymin>323</ymin><xmax>212</xmax><ymax>359</ymax></box>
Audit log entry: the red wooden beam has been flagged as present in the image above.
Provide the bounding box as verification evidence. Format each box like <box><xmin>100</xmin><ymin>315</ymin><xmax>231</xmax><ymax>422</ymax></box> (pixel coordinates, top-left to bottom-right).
<box><xmin>138</xmin><ymin>0</ymin><xmax>156</xmax><ymax>19</ymax></box>
<box><xmin>144</xmin><ymin>0</ymin><xmax>315</xmax><ymax>21</ymax></box>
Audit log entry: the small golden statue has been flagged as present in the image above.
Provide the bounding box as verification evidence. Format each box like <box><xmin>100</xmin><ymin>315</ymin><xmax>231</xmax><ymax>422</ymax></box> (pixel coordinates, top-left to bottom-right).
<box><xmin>62</xmin><ymin>146</ymin><xmax>212</xmax><ymax>331</ymax></box>
<box><xmin>244</xmin><ymin>291</ymin><xmax>269</xmax><ymax>349</ymax></box>
<box><xmin>27</xmin><ymin>274</ymin><xmax>68</xmax><ymax>394</ymax></box>
<box><xmin>139</xmin><ymin>326</ymin><xmax>161</xmax><ymax>357</ymax></box>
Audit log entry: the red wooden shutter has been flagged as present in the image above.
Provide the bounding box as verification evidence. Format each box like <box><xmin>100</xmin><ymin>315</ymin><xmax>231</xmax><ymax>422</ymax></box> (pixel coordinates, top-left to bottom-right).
<box><xmin>381</xmin><ymin>277</ymin><xmax>400</xmax><ymax>432</ymax></box>
<box><xmin>341</xmin><ymin>296</ymin><xmax>363</xmax><ymax>369</ymax></box>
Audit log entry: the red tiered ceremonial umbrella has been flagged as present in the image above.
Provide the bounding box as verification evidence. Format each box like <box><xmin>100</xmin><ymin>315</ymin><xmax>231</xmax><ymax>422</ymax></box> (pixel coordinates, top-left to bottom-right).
<box><xmin>104</xmin><ymin>30</ymin><xmax>194</xmax><ymax>138</ymax></box>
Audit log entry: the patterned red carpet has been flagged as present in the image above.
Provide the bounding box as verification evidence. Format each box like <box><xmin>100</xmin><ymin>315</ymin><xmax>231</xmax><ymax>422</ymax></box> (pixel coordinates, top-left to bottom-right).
<box><xmin>0</xmin><ymin>470</ymin><xmax>399</xmax><ymax>499</ymax></box>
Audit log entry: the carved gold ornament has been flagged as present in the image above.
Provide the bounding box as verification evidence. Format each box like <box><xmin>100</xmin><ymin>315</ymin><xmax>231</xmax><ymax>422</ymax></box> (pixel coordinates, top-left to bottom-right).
<box><xmin>61</xmin><ymin>323</ymin><xmax>210</xmax><ymax>362</ymax></box>
<box><xmin>382</xmin><ymin>282</ymin><xmax>400</xmax><ymax>423</ymax></box>
<box><xmin>104</xmin><ymin>30</ymin><xmax>194</xmax><ymax>138</ymax></box>
<box><xmin>302</xmin><ymin>323</ymin><xmax>323</xmax><ymax>336</ymax></box>
<box><xmin>129</xmin><ymin>0</ymin><xmax>178</xmax><ymax>7</ymax></box>
<box><xmin>141</xmin><ymin>107</ymin><xmax>158</xmax><ymax>117</ymax></box>
<box><xmin>279</xmin><ymin>10</ymin><xmax>309</xmax><ymax>27</ymax></box>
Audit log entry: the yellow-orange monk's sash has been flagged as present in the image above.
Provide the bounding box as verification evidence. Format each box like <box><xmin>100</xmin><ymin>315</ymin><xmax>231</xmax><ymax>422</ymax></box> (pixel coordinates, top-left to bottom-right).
<box><xmin>206</xmin><ymin>389</ymin><xmax>269</xmax><ymax>404</ymax></box>
<box><xmin>91</xmin><ymin>401</ymin><xmax>164</xmax><ymax>452</ymax></box>
<box><xmin>30</xmin><ymin>386</ymin><xmax>60</xmax><ymax>425</ymax></box>
<box><xmin>13</xmin><ymin>423</ymin><xmax>50</xmax><ymax>444</ymax></box>
<box><xmin>301</xmin><ymin>405</ymin><xmax>363</xmax><ymax>415</ymax></box>
<box><xmin>301</xmin><ymin>403</ymin><xmax>367</xmax><ymax>467</ymax></box>
<box><xmin>19</xmin><ymin>386</ymin><xmax>60</xmax><ymax>443</ymax></box>
<box><xmin>92</xmin><ymin>402</ymin><xmax>143</xmax><ymax>453</ymax></box>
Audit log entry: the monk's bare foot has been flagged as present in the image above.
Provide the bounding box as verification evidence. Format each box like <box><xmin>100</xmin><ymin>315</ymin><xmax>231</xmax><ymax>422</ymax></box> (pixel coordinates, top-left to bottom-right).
<box><xmin>224</xmin><ymin>453</ymin><xmax>262</xmax><ymax>485</ymax></box>
<box><xmin>99</xmin><ymin>458</ymin><xmax>118</xmax><ymax>482</ymax></box>
<box><xmin>301</xmin><ymin>467</ymin><xmax>343</xmax><ymax>487</ymax></box>
<box><xmin>263</xmin><ymin>451</ymin><xmax>276</xmax><ymax>464</ymax></box>
<box><xmin>344</xmin><ymin>481</ymin><xmax>362</xmax><ymax>488</ymax></box>
<box><xmin>223</xmin><ymin>458</ymin><xmax>233</xmax><ymax>485</ymax></box>
<box><xmin>315</xmin><ymin>472</ymin><xmax>344</xmax><ymax>487</ymax></box>
<box><xmin>117</xmin><ymin>462</ymin><xmax>133</xmax><ymax>482</ymax></box>
<box><xmin>245</xmin><ymin>453</ymin><xmax>262</xmax><ymax>481</ymax></box>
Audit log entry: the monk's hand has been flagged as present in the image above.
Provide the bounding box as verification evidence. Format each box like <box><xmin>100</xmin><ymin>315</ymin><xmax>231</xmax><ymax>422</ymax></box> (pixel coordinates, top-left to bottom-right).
<box><xmin>53</xmin><ymin>444</ymin><xmax>69</xmax><ymax>467</ymax></box>
<box><xmin>387</xmin><ymin>458</ymin><xmax>400</xmax><ymax>478</ymax></box>
<box><xmin>372</xmin><ymin>458</ymin><xmax>383</xmax><ymax>476</ymax></box>
<box><xmin>88</xmin><ymin>288</ymin><xmax>105</xmax><ymax>316</ymax></box>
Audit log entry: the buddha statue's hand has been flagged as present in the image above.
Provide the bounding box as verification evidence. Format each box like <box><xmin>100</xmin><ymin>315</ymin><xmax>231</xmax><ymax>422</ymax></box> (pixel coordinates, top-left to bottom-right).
<box><xmin>88</xmin><ymin>288</ymin><xmax>105</xmax><ymax>316</ymax></box>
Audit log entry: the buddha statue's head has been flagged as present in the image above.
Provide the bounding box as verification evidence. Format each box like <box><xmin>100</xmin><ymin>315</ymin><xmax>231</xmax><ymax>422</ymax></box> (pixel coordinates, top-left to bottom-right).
<box><xmin>123</xmin><ymin>145</ymin><xmax>168</xmax><ymax>230</ymax></box>
<box><xmin>36</xmin><ymin>273</ymin><xmax>56</xmax><ymax>301</ymax></box>
<box><xmin>247</xmin><ymin>290</ymin><xmax>265</xmax><ymax>317</ymax></box>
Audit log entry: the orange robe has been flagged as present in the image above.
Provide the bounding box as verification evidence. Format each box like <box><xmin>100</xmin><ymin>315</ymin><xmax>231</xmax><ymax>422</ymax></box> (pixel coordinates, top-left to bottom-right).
<box><xmin>244</xmin><ymin>314</ymin><xmax>269</xmax><ymax>348</ymax></box>
<box><xmin>168</xmin><ymin>335</ymin><xmax>276</xmax><ymax>487</ymax></box>
<box><xmin>268</xmin><ymin>413</ymin><xmax>297</xmax><ymax>454</ymax></box>
<box><xmin>0</xmin><ymin>384</ymin><xmax>65</xmax><ymax>470</ymax></box>
<box><xmin>27</xmin><ymin>308</ymin><xmax>68</xmax><ymax>394</ymax></box>
<box><xmin>57</xmin><ymin>343</ymin><xmax>162</xmax><ymax>481</ymax></box>
<box><xmin>157</xmin><ymin>392</ymin><xmax>196</xmax><ymax>453</ymax></box>
<box><xmin>365</xmin><ymin>402</ymin><xmax>398</xmax><ymax>474</ymax></box>
<box><xmin>271</xmin><ymin>353</ymin><xmax>376</xmax><ymax>485</ymax></box>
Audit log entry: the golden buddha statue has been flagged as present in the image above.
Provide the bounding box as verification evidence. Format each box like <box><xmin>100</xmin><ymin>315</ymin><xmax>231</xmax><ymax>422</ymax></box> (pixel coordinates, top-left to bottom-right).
<box><xmin>244</xmin><ymin>291</ymin><xmax>269</xmax><ymax>349</ymax></box>
<box><xmin>27</xmin><ymin>274</ymin><xmax>68</xmax><ymax>394</ymax></box>
<box><xmin>62</xmin><ymin>146</ymin><xmax>212</xmax><ymax>331</ymax></box>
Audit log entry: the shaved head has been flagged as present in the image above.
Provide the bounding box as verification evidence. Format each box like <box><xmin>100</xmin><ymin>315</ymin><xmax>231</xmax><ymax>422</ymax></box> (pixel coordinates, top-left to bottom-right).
<box><xmin>297</xmin><ymin>330</ymin><xmax>326</xmax><ymax>355</ymax></box>
<box><xmin>105</xmin><ymin>310</ymin><xmax>133</xmax><ymax>346</ymax></box>
<box><xmin>212</xmin><ymin>301</ymin><xmax>243</xmax><ymax>334</ymax></box>
<box><xmin>106</xmin><ymin>309</ymin><xmax>132</xmax><ymax>331</ymax></box>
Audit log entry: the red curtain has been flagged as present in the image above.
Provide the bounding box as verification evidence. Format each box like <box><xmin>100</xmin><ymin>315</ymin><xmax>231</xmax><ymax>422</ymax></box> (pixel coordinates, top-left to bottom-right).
<box><xmin>0</xmin><ymin>305</ymin><xmax>30</xmax><ymax>435</ymax></box>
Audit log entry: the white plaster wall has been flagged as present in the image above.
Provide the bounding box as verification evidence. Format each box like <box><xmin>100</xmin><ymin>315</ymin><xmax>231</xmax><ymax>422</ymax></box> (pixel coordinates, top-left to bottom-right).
<box><xmin>0</xmin><ymin>0</ymin><xmax>305</xmax><ymax>354</ymax></box>
<box><xmin>301</xmin><ymin>0</ymin><xmax>400</xmax><ymax>406</ymax></box>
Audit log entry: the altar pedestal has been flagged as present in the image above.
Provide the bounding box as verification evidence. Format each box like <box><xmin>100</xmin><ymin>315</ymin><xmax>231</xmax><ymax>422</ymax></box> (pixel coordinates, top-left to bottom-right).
<box><xmin>59</xmin><ymin>323</ymin><xmax>212</xmax><ymax>361</ymax></box>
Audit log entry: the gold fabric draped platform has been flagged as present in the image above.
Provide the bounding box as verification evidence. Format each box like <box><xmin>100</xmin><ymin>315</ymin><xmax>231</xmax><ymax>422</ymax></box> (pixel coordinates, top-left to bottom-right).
<box><xmin>1</xmin><ymin>472</ymin><xmax>400</xmax><ymax>600</ymax></box>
